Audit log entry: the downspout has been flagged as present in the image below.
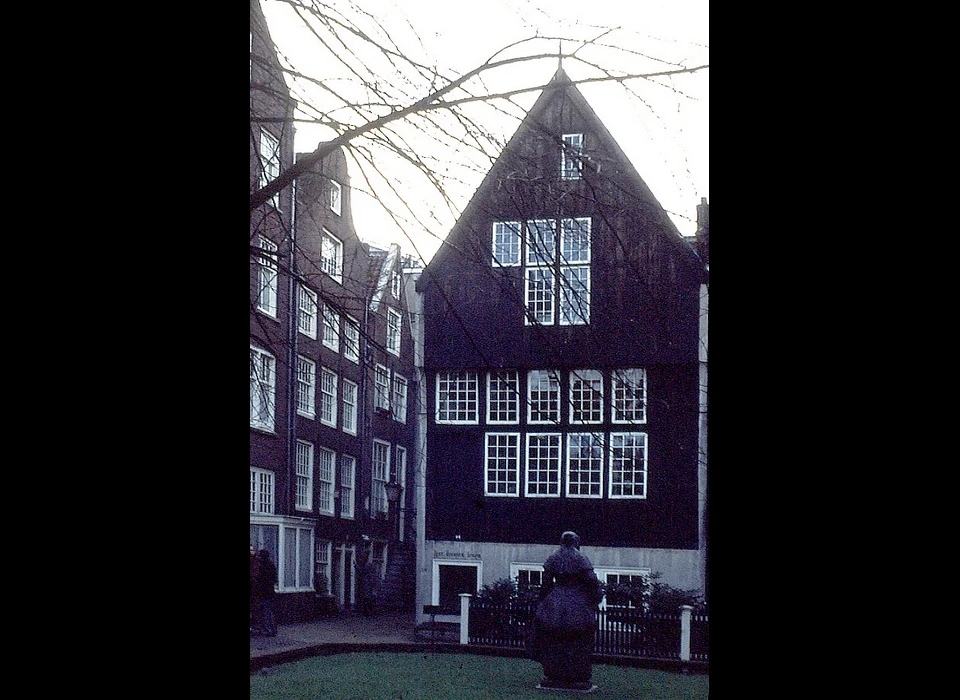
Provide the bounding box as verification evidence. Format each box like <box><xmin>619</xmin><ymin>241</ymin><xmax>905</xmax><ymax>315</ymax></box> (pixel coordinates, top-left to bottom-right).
<box><xmin>286</xmin><ymin>168</ymin><xmax>299</xmax><ymax>516</ymax></box>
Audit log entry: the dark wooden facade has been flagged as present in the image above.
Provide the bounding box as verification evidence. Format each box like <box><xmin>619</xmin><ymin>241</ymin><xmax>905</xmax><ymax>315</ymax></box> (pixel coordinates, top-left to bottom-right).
<box><xmin>417</xmin><ymin>69</ymin><xmax>706</xmax><ymax>558</ymax></box>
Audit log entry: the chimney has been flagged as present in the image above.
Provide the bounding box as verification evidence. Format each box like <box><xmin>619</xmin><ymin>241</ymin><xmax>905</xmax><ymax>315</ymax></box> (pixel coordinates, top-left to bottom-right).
<box><xmin>695</xmin><ymin>197</ymin><xmax>709</xmax><ymax>264</ymax></box>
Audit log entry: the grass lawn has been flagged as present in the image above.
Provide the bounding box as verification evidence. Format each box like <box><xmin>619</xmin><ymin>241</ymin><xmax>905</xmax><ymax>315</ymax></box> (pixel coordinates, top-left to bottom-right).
<box><xmin>250</xmin><ymin>651</ymin><xmax>708</xmax><ymax>699</ymax></box>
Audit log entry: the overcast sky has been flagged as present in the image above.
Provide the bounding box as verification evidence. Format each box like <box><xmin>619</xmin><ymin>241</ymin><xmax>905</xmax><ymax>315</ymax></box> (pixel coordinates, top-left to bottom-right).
<box><xmin>261</xmin><ymin>0</ymin><xmax>708</xmax><ymax>264</ymax></box>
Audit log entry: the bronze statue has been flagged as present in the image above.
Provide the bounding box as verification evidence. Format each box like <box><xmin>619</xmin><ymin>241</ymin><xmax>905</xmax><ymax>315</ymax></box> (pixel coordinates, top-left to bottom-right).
<box><xmin>528</xmin><ymin>531</ymin><xmax>603</xmax><ymax>692</ymax></box>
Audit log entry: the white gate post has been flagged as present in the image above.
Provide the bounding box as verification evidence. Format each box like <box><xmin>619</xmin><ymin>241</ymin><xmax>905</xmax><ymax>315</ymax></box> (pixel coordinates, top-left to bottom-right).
<box><xmin>459</xmin><ymin>593</ymin><xmax>472</xmax><ymax>645</ymax></box>
<box><xmin>680</xmin><ymin>605</ymin><xmax>693</xmax><ymax>661</ymax></box>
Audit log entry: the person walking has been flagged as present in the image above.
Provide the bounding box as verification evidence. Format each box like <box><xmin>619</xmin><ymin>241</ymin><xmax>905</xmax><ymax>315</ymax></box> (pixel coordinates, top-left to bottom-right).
<box><xmin>254</xmin><ymin>549</ymin><xmax>278</xmax><ymax>636</ymax></box>
<box><xmin>249</xmin><ymin>545</ymin><xmax>259</xmax><ymax>633</ymax></box>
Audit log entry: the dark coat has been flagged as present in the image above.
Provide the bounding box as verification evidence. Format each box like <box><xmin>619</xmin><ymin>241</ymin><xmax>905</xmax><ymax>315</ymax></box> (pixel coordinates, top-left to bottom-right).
<box><xmin>534</xmin><ymin>545</ymin><xmax>603</xmax><ymax>633</ymax></box>
<box><xmin>255</xmin><ymin>553</ymin><xmax>278</xmax><ymax>598</ymax></box>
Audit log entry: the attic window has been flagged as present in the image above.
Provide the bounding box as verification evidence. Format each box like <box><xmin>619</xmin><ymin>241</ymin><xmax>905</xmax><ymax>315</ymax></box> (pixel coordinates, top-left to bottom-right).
<box><xmin>329</xmin><ymin>181</ymin><xmax>342</xmax><ymax>216</ymax></box>
<box><xmin>561</xmin><ymin>133</ymin><xmax>583</xmax><ymax>180</ymax></box>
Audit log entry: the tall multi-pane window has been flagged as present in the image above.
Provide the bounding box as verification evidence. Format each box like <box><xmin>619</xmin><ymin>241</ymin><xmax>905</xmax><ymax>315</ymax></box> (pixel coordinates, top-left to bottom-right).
<box><xmin>259</xmin><ymin>128</ymin><xmax>281</xmax><ymax>206</ymax></box>
<box><xmin>256</xmin><ymin>236</ymin><xmax>278</xmax><ymax>317</ymax></box>
<box><xmin>492</xmin><ymin>221</ymin><xmax>521</xmax><ymax>266</ymax></box>
<box><xmin>321</xmin><ymin>229</ymin><xmax>343</xmax><ymax>283</ymax></box>
<box><xmin>612</xmin><ymin>369</ymin><xmax>646</xmax><ymax>424</ymax></box>
<box><xmin>561</xmin><ymin>133</ymin><xmax>583</xmax><ymax>180</ymax></box>
<box><xmin>296</xmin><ymin>356</ymin><xmax>316</xmax><ymax>418</ymax></box>
<box><xmin>609</xmin><ymin>433</ymin><xmax>647</xmax><ymax>498</ymax></box>
<box><xmin>526</xmin><ymin>433</ymin><xmax>561</xmax><ymax>496</ymax></box>
<box><xmin>567</xmin><ymin>433</ymin><xmax>603</xmax><ymax>497</ymax></box>
<box><xmin>522</xmin><ymin>218</ymin><xmax>590</xmax><ymax>325</ymax></box>
<box><xmin>282</xmin><ymin>525</ymin><xmax>314</xmax><ymax>591</ymax></box>
<box><xmin>250</xmin><ymin>467</ymin><xmax>274</xmax><ymax>514</ymax></box>
<box><xmin>436</xmin><ymin>371</ymin><xmax>478</xmax><ymax>423</ymax></box>
<box><xmin>386</xmin><ymin>308</ymin><xmax>401</xmax><ymax>356</ymax></box>
<box><xmin>322</xmin><ymin>303</ymin><xmax>340</xmax><ymax>351</ymax></box>
<box><xmin>295</xmin><ymin>440</ymin><xmax>314</xmax><ymax>511</ymax></box>
<box><xmin>329</xmin><ymin>180</ymin><xmax>342</xmax><ymax>215</ymax></box>
<box><xmin>343</xmin><ymin>317</ymin><xmax>360</xmax><ymax>363</ymax></box>
<box><xmin>342</xmin><ymin>379</ymin><xmax>358</xmax><ymax>435</ymax></box>
<box><xmin>317</xmin><ymin>447</ymin><xmax>335</xmax><ymax>515</ymax></box>
<box><xmin>339</xmin><ymin>455</ymin><xmax>356</xmax><ymax>518</ymax></box>
<box><xmin>375</xmin><ymin>365</ymin><xmax>390</xmax><ymax>411</ymax></box>
<box><xmin>570</xmin><ymin>369</ymin><xmax>603</xmax><ymax>424</ymax></box>
<box><xmin>485</xmin><ymin>433</ymin><xmax>520</xmax><ymax>496</ymax></box>
<box><xmin>250</xmin><ymin>346</ymin><xmax>276</xmax><ymax>430</ymax></box>
<box><xmin>528</xmin><ymin>370</ymin><xmax>560</xmax><ymax>424</ymax></box>
<box><xmin>371</xmin><ymin>440</ymin><xmax>390</xmax><ymax>515</ymax></box>
<box><xmin>525</xmin><ymin>268</ymin><xmax>555</xmax><ymax>324</ymax></box>
<box><xmin>392</xmin><ymin>271</ymin><xmax>402</xmax><ymax>299</ymax></box>
<box><xmin>315</xmin><ymin>540</ymin><xmax>332</xmax><ymax>594</ymax></box>
<box><xmin>320</xmin><ymin>368</ymin><xmax>337</xmax><ymax>427</ymax></box>
<box><xmin>392</xmin><ymin>373</ymin><xmax>408</xmax><ymax>423</ymax></box>
<box><xmin>559</xmin><ymin>218</ymin><xmax>591</xmax><ymax>325</ymax></box>
<box><xmin>487</xmin><ymin>371</ymin><xmax>519</xmax><ymax>424</ymax></box>
<box><xmin>298</xmin><ymin>285</ymin><xmax>318</xmax><ymax>339</ymax></box>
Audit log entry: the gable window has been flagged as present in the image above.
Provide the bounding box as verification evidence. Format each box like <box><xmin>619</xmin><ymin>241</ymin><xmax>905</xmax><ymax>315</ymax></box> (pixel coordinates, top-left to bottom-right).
<box><xmin>322</xmin><ymin>303</ymin><xmax>340</xmax><ymax>351</ymax></box>
<box><xmin>392</xmin><ymin>373</ymin><xmax>408</xmax><ymax>423</ymax></box>
<box><xmin>570</xmin><ymin>369</ymin><xmax>603</xmax><ymax>424</ymax></box>
<box><xmin>298</xmin><ymin>285</ymin><xmax>318</xmax><ymax>339</ymax></box>
<box><xmin>612</xmin><ymin>369</ymin><xmax>646</xmax><ymax>424</ymax></box>
<box><xmin>561</xmin><ymin>133</ymin><xmax>583</xmax><ymax>180</ymax></box>
<box><xmin>485</xmin><ymin>433</ymin><xmax>520</xmax><ymax>496</ymax></box>
<box><xmin>566</xmin><ymin>432</ymin><xmax>603</xmax><ymax>497</ymax></box>
<box><xmin>523</xmin><ymin>218</ymin><xmax>591</xmax><ymax>325</ymax></box>
<box><xmin>320</xmin><ymin>368</ymin><xmax>337</xmax><ymax>427</ymax></box>
<box><xmin>375</xmin><ymin>364</ymin><xmax>391</xmax><ymax>411</ymax></box>
<box><xmin>527</xmin><ymin>369</ymin><xmax>560</xmax><ymax>424</ymax></box>
<box><xmin>342</xmin><ymin>379</ymin><xmax>358</xmax><ymax>435</ymax></box>
<box><xmin>259</xmin><ymin>129</ymin><xmax>281</xmax><ymax>207</ymax></box>
<box><xmin>339</xmin><ymin>455</ymin><xmax>356</xmax><ymax>518</ymax></box>
<box><xmin>256</xmin><ymin>236</ymin><xmax>278</xmax><ymax>317</ymax></box>
<box><xmin>296</xmin><ymin>356</ymin><xmax>316</xmax><ymax>419</ymax></box>
<box><xmin>609</xmin><ymin>432</ymin><xmax>647</xmax><ymax>498</ymax></box>
<box><xmin>386</xmin><ymin>307</ymin><xmax>401</xmax><ymax>356</ymax></box>
<box><xmin>250</xmin><ymin>467</ymin><xmax>275</xmax><ymax>514</ymax></box>
<box><xmin>392</xmin><ymin>271</ymin><xmax>402</xmax><ymax>299</ymax></box>
<box><xmin>317</xmin><ymin>447</ymin><xmax>335</xmax><ymax>515</ymax></box>
<box><xmin>487</xmin><ymin>371</ymin><xmax>519</xmax><ymax>424</ymax></box>
<box><xmin>343</xmin><ymin>317</ymin><xmax>360</xmax><ymax>363</ymax></box>
<box><xmin>492</xmin><ymin>221</ymin><xmax>521</xmax><ymax>266</ymax></box>
<box><xmin>436</xmin><ymin>370</ymin><xmax>478</xmax><ymax>424</ymax></box>
<box><xmin>372</xmin><ymin>440</ymin><xmax>391</xmax><ymax>515</ymax></box>
<box><xmin>295</xmin><ymin>440</ymin><xmax>314</xmax><ymax>511</ymax></box>
<box><xmin>329</xmin><ymin>180</ymin><xmax>342</xmax><ymax>216</ymax></box>
<box><xmin>250</xmin><ymin>346</ymin><xmax>276</xmax><ymax>431</ymax></box>
<box><xmin>321</xmin><ymin>229</ymin><xmax>343</xmax><ymax>283</ymax></box>
<box><xmin>526</xmin><ymin>433</ymin><xmax>561</xmax><ymax>497</ymax></box>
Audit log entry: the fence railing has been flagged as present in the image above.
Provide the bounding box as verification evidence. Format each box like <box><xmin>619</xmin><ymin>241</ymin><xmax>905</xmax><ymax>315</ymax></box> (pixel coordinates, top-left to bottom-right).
<box><xmin>458</xmin><ymin>593</ymin><xmax>708</xmax><ymax>662</ymax></box>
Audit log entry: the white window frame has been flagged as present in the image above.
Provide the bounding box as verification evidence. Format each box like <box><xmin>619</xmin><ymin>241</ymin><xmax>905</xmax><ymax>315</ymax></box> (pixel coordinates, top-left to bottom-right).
<box><xmin>322</xmin><ymin>302</ymin><xmax>340</xmax><ymax>352</ymax></box>
<box><xmin>295</xmin><ymin>440</ymin><xmax>314</xmax><ymax>511</ymax></box>
<box><xmin>612</xmin><ymin>369</ymin><xmax>647</xmax><ymax>424</ymax></box>
<box><xmin>392</xmin><ymin>373</ymin><xmax>408</xmax><ymax>423</ymax></box>
<box><xmin>375</xmin><ymin>364</ymin><xmax>391</xmax><ymax>411</ymax></box>
<box><xmin>339</xmin><ymin>454</ymin><xmax>356</xmax><ymax>518</ymax></box>
<box><xmin>298</xmin><ymin>285</ymin><xmax>318</xmax><ymax>339</ymax></box>
<box><xmin>510</xmin><ymin>563</ymin><xmax>546</xmax><ymax>592</ymax></box>
<box><xmin>372</xmin><ymin>440</ymin><xmax>391</xmax><ymax>515</ymax></box>
<box><xmin>485</xmin><ymin>432</ymin><xmax>520</xmax><ymax>497</ymax></box>
<box><xmin>317</xmin><ymin>447</ymin><xmax>336</xmax><ymax>515</ymax></box>
<box><xmin>250</xmin><ymin>345</ymin><xmax>276</xmax><ymax>431</ymax></box>
<box><xmin>392</xmin><ymin>271</ymin><xmax>402</xmax><ymax>299</ymax></box>
<box><xmin>435</xmin><ymin>370</ymin><xmax>479</xmax><ymax>424</ymax></box>
<box><xmin>342</xmin><ymin>379</ymin><xmax>358</xmax><ymax>435</ymax></box>
<box><xmin>559</xmin><ymin>265</ymin><xmax>591</xmax><ymax>325</ymax></box>
<box><xmin>319</xmin><ymin>368</ymin><xmax>338</xmax><ymax>427</ymax></box>
<box><xmin>296</xmin><ymin>356</ymin><xmax>316</xmax><ymax>419</ymax></box>
<box><xmin>492</xmin><ymin>221</ymin><xmax>521</xmax><ymax>266</ymax></box>
<box><xmin>609</xmin><ymin>432</ymin><xmax>648</xmax><ymax>499</ymax></box>
<box><xmin>343</xmin><ymin>317</ymin><xmax>360</xmax><ymax>363</ymax></box>
<box><xmin>386</xmin><ymin>307</ymin><xmax>402</xmax><ymax>356</ymax></box>
<box><xmin>321</xmin><ymin>229</ymin><xmax>343</xmax><ymax>283</ymax></box>
<box><xmin>329</xmin><ymin>180</ymin><xmax>342</xmax><ymax>216</ymax></box>
<box><xmin>315</xmin><ymin>540</ymin><xmax>332</xmax><ymax>594</ymax></box>
<box><xmin>525</xmin><ymin>433</ymin><xmax>562</xmax><ymax>497</ymax></box>
<box><xmin>525</xmin><ymin>267</ymin><xmax>555</xmax><ymax>325</ymax></box>
<box><xmin>259</xmin><ymin>128</ymin><xmax>281</xmax><ymax>207</ymax></box>
<box><xmin>569</xmin><ymin>369</ymin><xmax>603</xmax><ymax>424</ymax></box>
<box><xmin>486</xmin><ymin>370</ymin><xmax>519</xmax><ymax>424</ymax></box>
<box><xmin>566</xmin><ymin>432</ymin><xmax>604</xmax><ymax>498</ymax></box>
<box><xmin>281</xmin><ymin>524</ymin><xmax>314</xmax><ymax>592</ymax></box>
<box><xmin>561</xmin><ymin>132</ymin><xmax>583</xmax><ymax>180</ymax></box>
<box><xmin>527</xmin><ymin>369</ymin><xmax>560</xmax><ymax>424</ymax></box>
<box><xmin>250</xmin><ymin>467</ymin><xmax>275</xmax><ymax>514</ymax></box>
<box><xmin>256</xmin><ymin>236</ymin><xmax>278</xmax><ymax>317</ymax></box>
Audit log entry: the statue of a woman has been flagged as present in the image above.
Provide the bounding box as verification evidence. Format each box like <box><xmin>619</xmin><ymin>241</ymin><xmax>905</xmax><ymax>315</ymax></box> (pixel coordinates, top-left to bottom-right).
<box><xmin>528</xmin><ymin>531</ymin><xmax>603</xmax><ymax>691</ymax></box>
